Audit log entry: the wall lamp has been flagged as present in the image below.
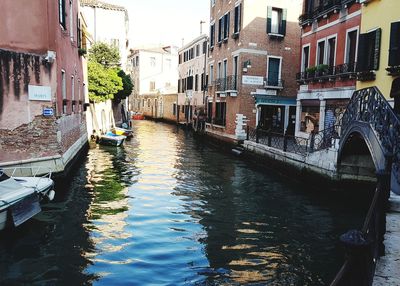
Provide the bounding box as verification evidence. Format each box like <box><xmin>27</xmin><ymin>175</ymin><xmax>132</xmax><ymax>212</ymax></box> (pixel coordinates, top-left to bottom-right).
<box><xmin>243</xmin><ymin>60</ymin><xmax>252</xmax><ymax>72</ymax></box>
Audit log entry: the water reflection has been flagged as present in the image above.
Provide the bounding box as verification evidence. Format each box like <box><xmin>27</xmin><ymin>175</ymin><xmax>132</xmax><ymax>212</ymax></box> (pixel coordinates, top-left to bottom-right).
<box><xmin>0</xmin><ymin>121</ymin><xmax>368</xmax><ymax>285</ymax></box>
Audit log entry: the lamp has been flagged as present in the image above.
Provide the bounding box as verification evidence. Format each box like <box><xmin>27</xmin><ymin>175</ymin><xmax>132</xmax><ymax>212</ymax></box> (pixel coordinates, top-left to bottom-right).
<box><xmin>243</xmin><ymin>60</ymin><xmax>252</xmax><ymax>72</ymax></box>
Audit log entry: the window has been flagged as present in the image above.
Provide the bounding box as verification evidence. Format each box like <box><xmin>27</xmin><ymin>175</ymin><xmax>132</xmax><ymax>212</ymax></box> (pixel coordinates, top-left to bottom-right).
<box><xmin>267</xmin><ymin>7</ymin><xmax>287</xmax><ymax>36</ymax></box>
<box><xmin>69</xmin><ymin>0</ymin><xmax>73</xmax><ymax>40</ymax></box>
<box><xmin>357</xmin><ymin>28</ymin><xmax>381</xmax><ymax>72</ymax></box>
<box><xmin>233</xmin><ymin>56</ymin><xmax>238</xmax><ymax>89</ymax></box>
<box><xmin>196</xmin><ymin>45</ymin><xmax>200</xmax><ymax>57</ymax></box>
<box><xmin>215</xmin><ymin>102</ymin><xmax>226</xmax><ymax>126</ymax></box>
<box><xmin>59</xmin><ymin>0</ymin><xmax>66</xmax><ymax>29</ymax></box>
<box><xmin>223</xmin><ymin>59</ymin><xmax>227</xmax><ymax>79</ymax></box>
<box><xmin>150</xmin><ymin>57</ymin><xmax>156</xmax><ymax>67</ymax></box>
<box><xmin>302</xmin><ymin>45</ymin><xmax>310</xmax><ymax>72</ymax></box>
<box><xmin>223</xmin><ymin>13</ymin><xmax>230</xmax><ymax>40</ymax></box>
<box><xmin>61</xmin><ymin>71</ymin><xmax>66</xmax><ymax>100</ymax></box>
<box><xmin>217</xmin><ymin>62</ymin><xmax>222</xmax><ymax>79</ymax></box>
<box><xmin>267</xmin><ymin>57</ymin><xmax>281</xmax><ymax>86</ymax></box>
<box><xmin>150</xmin><ymin>81</ymin><xmax>156</xmax><ymax>91</ymax></box>
<box><xmin>210</xmin><ymin>24</ymin><xmax>215</xmax><ymax>48</ymax></box>
<box><xmin>211</xmin><ymin>0</ymin><xmax>215</xmax><ymax>7</ymax></box>
<box><xmin>345</xmin><ymin>29</ymin><xmax>358</xmax><ymax>65</ymax></box>
<box><xmin>327</xmin><ymin>37</ymin><xmax>336</xmax><ymax>67</ymax></box>
<box><xmin>210</xmin><ymin>64</ymin><xmax>214</xmax><ymax>83</ymax></box>
<box><xmin>218</xmin><ymin>17</ymin><xmax>223</xmax><ymax>43</ymax></box>
<box><xmin>389</xmin><ymin>22</ymin><xmax>400</xmax><ymax>67</ymax></box>
<box><xmin>71</xmin><ymin>76</ymin><xmax>75</xmax><ymax>112</ymax></box>
<box><xmin>195</xmin><ymin>74</ymin><xmax>198</xmax><ymax>91</ymax></box>
<box><xmin>203</xmin><ymin>41</ymin><xmax>207</xmax><ymax>54</ymax></box>
<box><xmin>317</xmin><ymin>40</ymin><xmax>326</xmax><ymax>65</ymax></box>
<box><xmin>234</xmin><ymin>4</ymin><xmax>241</xmax><ymax>35</ymax></box>
<box><xmin>111</xmin><ymin>39</ymin><xmax>119</xmax><ymax>48</ymax></box>
<box><xmin>187</xmin><ymin>76</ymin><xmax>193</xmax><ymax>90</ymax></box>
<box><xmin>173</xmin><ymin>103</ymin><xmax>177</xmax><ymax>116</ymax></box>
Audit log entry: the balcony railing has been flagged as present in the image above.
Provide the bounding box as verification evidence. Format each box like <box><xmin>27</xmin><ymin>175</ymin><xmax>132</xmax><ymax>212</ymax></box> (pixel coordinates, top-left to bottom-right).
<box><xmin>299</xmin><ymin>0</ymin><xmax>345</xmax><ymax>25</ymax></box>
<box><xmin>215</xmin><ymin>76</ymin><xmax>238</xmax><ymax>92</ymax></box>
<box><xmin>264</xmin><ymin>78</ymin><xmax>284</xmax><ymax>88</ymax></box>
<box><xmin>296</xmin><ymin>62</ymin><xmax>357</xmax><ymax>83</ymax></box>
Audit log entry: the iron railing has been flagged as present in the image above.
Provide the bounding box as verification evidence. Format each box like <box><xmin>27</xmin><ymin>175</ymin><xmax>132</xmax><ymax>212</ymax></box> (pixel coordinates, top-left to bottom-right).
<box><xmin>296</xmin><ymin>62</ymin><xmax>357</xmax><ymax>83</ymax></box>
<box><xmin>215</xmin><ymin>76</ymin><xmax>238</xmax><ymax>92</ymax></box>
<box><xmin>299</xmin><ymin>0</ymin><xmax>344</xmax><ymax>25</ymax></box>
<box><xmin>264</xmin><ymin>78</ymin><xmax>284</xmax><ymax>88</ymax></box>
<box><xmin>330</xmin><ymin>86</ymin><xmax>400</xmax><ymax>285</ymax></box>
<box><xmin>247</xmin><ymin>127</ymin><xmax>309</xmax><ymax>156</ymax></box>
<box><xmin>309</xmin><ymin>124</ymin><xmax>342</xmax><ymax>152</ymax></box>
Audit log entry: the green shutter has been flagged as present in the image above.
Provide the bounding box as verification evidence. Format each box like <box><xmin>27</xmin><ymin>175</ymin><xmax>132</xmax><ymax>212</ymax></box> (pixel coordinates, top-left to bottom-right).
<box><xmin>356</xmin><ymin>33</ymin><xmax>368</xmax><ymax>72</ymax></box>
<box><xmin>373</xmin><ymin>28</ymin><xmax>381</xmax><ymax>70</ymax></box>
<box><xmin>267</xmin><ymin>6</ymin><xmax>272</xmax><ymax>33</ymax></box>
<box><xmin>389</xmin><ymin>22</ymin><xmax>400</xmax><ymax>67</ymax></box>
<box><xmin>280</xmin><ymin>8</ymin><xmax>287</xmax><ymax>36</ymax></box>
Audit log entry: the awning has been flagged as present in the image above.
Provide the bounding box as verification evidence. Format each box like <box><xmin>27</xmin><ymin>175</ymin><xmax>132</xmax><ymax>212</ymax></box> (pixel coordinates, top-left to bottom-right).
<box><xmin>255</xmin><ymin>95</ymin><xmax>296</xmax><ymax>106</ymax></box>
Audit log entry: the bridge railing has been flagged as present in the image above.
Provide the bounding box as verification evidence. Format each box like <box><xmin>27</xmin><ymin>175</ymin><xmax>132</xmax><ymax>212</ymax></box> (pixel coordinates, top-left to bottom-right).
<box><xmin>330</xmin><ymin>170</ymin><xmax>391</xmax><ymax>286</ymax></box>
<box><xmin>247</xmin><ymin>127</ymin><xmax>309</xmax><ymax>156</ymax></box>
<box><xmin>341</xmin><ymin>86</ymin><xmax>400</xmax><ymax>188</ymax></box>
<box><xmin>330</xmin><ymin>86</ymin><xmax>399</xmax><ymax>285</ymax></box>
<box><xmin>309</xmin><ymin>124</ymin><xmax>342</xmax><ymax>152</ymax></box>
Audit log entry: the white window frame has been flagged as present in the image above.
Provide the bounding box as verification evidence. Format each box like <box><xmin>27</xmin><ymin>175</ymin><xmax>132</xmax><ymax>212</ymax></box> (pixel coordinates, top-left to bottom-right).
<box><xmin>69</xmin><ymin>0</ymin><xmax>73</xmax><ymax>41</ymax></box>
<box><xmin>344</xmin><ymin>26</ymin><xmax>359</xmax><ymax>64</ymax></box>
<box><xmin>223</xmin><ymin>58</ymin><xmax>228</xmax><ymax>79</ymax></box>
<box><xmin>301</xmin><ymin>43</ymin><xmax>311</xmax><ymax>72</ymax></box>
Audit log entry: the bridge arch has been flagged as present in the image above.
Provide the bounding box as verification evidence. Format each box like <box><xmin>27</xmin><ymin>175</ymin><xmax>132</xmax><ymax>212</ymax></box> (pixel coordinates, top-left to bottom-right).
<box><xmin>337</xmin><ymin>121</ymin><xmax>387</xmax><ymax>182</ymax></box>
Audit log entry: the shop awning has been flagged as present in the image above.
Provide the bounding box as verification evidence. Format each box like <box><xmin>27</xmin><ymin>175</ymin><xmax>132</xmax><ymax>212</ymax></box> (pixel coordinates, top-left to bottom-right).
<box><xmin>255</xmin><ymin>95</ymin><xmax>296</xmax><ymax>106</ymax></box>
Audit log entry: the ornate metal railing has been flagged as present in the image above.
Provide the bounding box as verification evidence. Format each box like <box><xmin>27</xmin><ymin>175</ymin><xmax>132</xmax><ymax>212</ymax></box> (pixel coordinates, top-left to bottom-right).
<box><xmin>330</xmin><ymin>86</ymin><xmax>400</xmax><ymax>285</ymax></box>
<box><xmin>264</xmin><ymin>78</ymin><xmax>284</xmax><ymax>88</ymax></box>
<box><xmin>247</xmin><ymin>127</ymin><xmax>309</xmax><ymax>156</ymax></box>
<box><xmin>215</xmin><ymin>76</ymin><xmax>238</xmax><ymax>92</ymax></box>
<box><xmin>309</xmin><ymin>124</ymin><xmax>342</xmax><ymax>152</ymax></box>
<box><xmin>341</xmin><ymin>86</ymin><xmax>400</xmax><ymax>178</ymax></box>
<box><xmin>296</xmin><ymin>62</ymin><xmax>357</xmax><ymax>83</ymax></box>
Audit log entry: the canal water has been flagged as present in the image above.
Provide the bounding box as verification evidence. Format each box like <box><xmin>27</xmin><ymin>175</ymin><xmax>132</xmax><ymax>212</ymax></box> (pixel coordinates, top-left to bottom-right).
<box><xmin>0</xmin><ymin>121</ymin><xmax>371</xmax><ymax>285</ymax></box>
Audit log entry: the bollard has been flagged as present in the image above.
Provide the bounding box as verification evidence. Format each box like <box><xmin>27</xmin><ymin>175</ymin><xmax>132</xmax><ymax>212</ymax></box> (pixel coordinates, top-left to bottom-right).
<box><xmin>283</xmin><ymin>135</ymin><xmax>288</xmax><ymax>152</ymax></box>
<box><xmin>339</xmin><ymin>229</ymin><xmax>372</xmax><ymax>286</ymax></box>
<box><xmin>256</xmin><ymin>127</ymin><xmax>259</xmax><ymax>143</ymax></box>
<box><xmin>267</xmin><ymin>132</ymin><xmax>272</xmax><ymax>147</ymax></box>
<box><xmin>247</xmin><ymin>125</ymin><xmax>249</xmax><ymax>141</ymax></box>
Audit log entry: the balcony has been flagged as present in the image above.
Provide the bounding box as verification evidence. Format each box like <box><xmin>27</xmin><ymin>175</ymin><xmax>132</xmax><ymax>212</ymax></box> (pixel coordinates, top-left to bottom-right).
<box><xmin>296</xmin><ymin>62</ymin><xmax>357</xmax><ymax>84</ymax></box>
<box><xmin>299</xmin><ymin>0</ymin><xmax>343</xmax><ymax>26</ymax></box>
<box><xmin>264</xmin><ymin>78</ymin><xmax>284</xmax><ymax>89</ymax></box>
<box><xmin>215</xmin><ymin>76</ymin><xmax>238</xmax><ymax>93</ymax></box>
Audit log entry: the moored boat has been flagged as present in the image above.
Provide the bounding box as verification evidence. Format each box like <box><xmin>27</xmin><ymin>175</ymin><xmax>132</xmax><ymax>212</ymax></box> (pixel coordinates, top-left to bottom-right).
<box><xmin>0</xmin><ymin>167</ymin><xmax>55</xmax><ymax>231</ymax></box>
<box><xmin>111</xmin><ymin>127</ymin><xmax>133</xmax><ymax>137</ymax></box>
<box><xmin>98</xmin><ymin>132</ymin><xmax>126</xmax><ymax>147</ymax></box>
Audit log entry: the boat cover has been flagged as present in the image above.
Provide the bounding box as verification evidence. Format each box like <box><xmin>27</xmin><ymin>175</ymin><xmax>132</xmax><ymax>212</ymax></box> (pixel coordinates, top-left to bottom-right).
<box><xmin>0</xmin><ymin>178</ymin><xmax>35</xmax><ymax>205</ymax></box>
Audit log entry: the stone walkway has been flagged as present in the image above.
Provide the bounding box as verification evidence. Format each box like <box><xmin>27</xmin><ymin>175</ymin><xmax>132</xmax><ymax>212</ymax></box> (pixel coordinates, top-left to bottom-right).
<box><xmin>373</xmin><ymin>191</ymin><xmax>400</xmax><ymax>285</ymax></box>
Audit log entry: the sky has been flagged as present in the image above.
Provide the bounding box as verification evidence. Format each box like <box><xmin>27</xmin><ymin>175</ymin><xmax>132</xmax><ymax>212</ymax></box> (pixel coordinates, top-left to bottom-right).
<box><xmin>106</xmin><ymin>0</ymin><xmax>210</xmax><ymax>49</ymax></box>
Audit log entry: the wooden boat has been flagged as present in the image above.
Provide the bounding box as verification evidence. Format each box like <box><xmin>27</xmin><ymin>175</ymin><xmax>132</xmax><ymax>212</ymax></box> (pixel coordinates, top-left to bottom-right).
<box><xmin>111</xmin><ymin>127</ymin><xmax>133</xmax><ymax>137</ymax></box>
<box><xmin>0</xmin><ymin>167</ymin><xmax>55</xmax><ymax>231</ymax></box>
<box><xmin>98</xmin><ymin>132</ymin><xmax>126</xmax><ymax>147</ymax></box>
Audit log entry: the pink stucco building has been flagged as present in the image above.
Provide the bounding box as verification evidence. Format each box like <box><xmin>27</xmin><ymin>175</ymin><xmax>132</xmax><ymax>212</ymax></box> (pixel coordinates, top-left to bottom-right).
<box><xmin>0</xmin><ymin>0</ymin><xmax>88</xmax><ymax>173</ymax></box>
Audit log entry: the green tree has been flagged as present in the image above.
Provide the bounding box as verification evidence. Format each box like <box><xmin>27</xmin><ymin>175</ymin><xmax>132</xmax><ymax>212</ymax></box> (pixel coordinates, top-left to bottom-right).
<box><xmin>89</xmin><ymin>42</ymin><xmax>120</xmax><ymax>67</ymax></box>
<box><xmin>88</xmin><ymin>61</ymin><xmax>123</xmax><ymax>102</ymax></box>
<box><xmin>115</xmin><ymin>69</ymin><xmax>133</xmax><ymax>101</ymax></box>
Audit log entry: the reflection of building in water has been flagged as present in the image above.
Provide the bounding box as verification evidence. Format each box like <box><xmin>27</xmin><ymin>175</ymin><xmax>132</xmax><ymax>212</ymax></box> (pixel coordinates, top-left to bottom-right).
<box><xmin>84</xmin><ymin>147</ymin><xmax>131</xmax><ymax>258</ymax></box>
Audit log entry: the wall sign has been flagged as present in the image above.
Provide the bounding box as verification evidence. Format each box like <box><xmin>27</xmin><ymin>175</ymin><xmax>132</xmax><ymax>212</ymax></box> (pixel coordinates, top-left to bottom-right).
<box><xmin>28</xmin><ymin>85</ymin><xmax>51</xmax><ymax>101</ymax></box>
<box><xmin>242</xmin><ymin>75</ymin><xmax>264</xmax><ymax>85</ymax></box>
<box><xmin>42</xmin><ymin>108</ymin><xmax>54</xmax><ymax>116</ymax></box>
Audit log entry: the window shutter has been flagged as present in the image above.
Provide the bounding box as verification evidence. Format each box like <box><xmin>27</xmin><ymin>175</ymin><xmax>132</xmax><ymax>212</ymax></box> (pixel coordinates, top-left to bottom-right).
<box><xmin>267</xmin><ymin>6</ymin><xmax>272</xmax><ymax>33</ymax></box>
<box><xmin>389</xmin><ymin>22</ymin><xmax>400</xmax><ymax>66</ymax></box>
<box><xmin>372</xmin><ymin>28</ymin><xmax>381</xmax><ymax>70</ymax></box>
<box><xmin>280</xmin><ymin>8</ymin><xmax>287</xmax><ymax>36</ymax></box>
<box><xmin>226</xmin><ymin>12</ymin><xmax>230</xmax><ymax>37</ymax></box>
<box><xmin>356</xmin><ymin>33</ymin><xmax>368</xmax><ymax>72</ymax></box>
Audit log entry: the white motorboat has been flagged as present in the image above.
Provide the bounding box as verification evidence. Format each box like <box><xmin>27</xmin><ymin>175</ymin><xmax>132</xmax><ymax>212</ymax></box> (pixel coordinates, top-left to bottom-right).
<box><xmin>0</xmin><ymin>167</ymin><xmax>55</xmax><ymax>231</ymax></box>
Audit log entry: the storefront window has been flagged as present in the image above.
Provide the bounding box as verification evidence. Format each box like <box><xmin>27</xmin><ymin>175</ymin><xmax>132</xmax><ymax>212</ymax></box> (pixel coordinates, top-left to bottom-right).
<box><xmin>300</xmin><ymin>105</ymin><xmax>320</xmax><ymax>133</ymax></box>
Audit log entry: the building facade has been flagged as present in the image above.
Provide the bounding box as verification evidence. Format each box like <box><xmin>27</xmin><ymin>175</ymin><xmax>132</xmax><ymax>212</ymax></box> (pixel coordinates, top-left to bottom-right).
<box><xmin>206</xmin><ymin>0</ymin><xmax>302</xmax><ymax>141</ymax></box>
<box><xmin>296</xmin><ymin>0</ymin><xmax>361</xmax><ymax>138</ymax></box>
<box><xmin>356</xmin><ymin>0</ymin><xmax>400</xmax><ymax>107</ymax></box>
<box><xmin>177</xmin><ymin>34</ymin><xmax>208</xmax><ymax>125</ymax></box>
<box><xmin>128</xmin><ymin>46</ymin><xmax>178</xmax><ymax>119</ymax></box>
<box><xmin>0</xmin><ymin>0</ymin><xmax>88</xmax><ymax>172</ymax></box>
<box><xmin>81</xmin><ymin>0</ymin><xmax>130</xmax><ymax>131</ymax></box>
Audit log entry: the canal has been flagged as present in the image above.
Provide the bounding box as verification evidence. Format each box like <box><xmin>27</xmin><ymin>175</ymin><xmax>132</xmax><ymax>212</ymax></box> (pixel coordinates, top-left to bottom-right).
<box><xmin>0</xmin><ymin>121</ymin><xmax>371</xmax><ymax>285</ymax></box>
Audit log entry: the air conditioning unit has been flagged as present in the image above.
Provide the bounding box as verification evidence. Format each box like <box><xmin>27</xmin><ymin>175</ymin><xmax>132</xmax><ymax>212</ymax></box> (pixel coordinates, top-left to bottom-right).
<box><xmin>44</xmin><ymin>51</ymin><xmax>56</xmax><ymax>63</ymax></box>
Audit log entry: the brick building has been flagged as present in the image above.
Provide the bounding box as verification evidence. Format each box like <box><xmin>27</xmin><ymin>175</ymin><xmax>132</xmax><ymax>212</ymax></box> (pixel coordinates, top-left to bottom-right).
<box><xmin>177</xmin><ymin>34</ymin><xmax>208</xmax><ymax>125</ymax></box>
<box><xmin>206</xmin><ymin>0</ymin><xmax>302</xmax><ymax>141</ymax></box>
<box><xmin>0</xmin><ymin>0</ymin><xmax>88</xmax><ymax>173</ymax></box>
<box><xmin>295</xmin><ymin>0</ymin><xmax>361</xmax><ymax>138</ymax></box>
